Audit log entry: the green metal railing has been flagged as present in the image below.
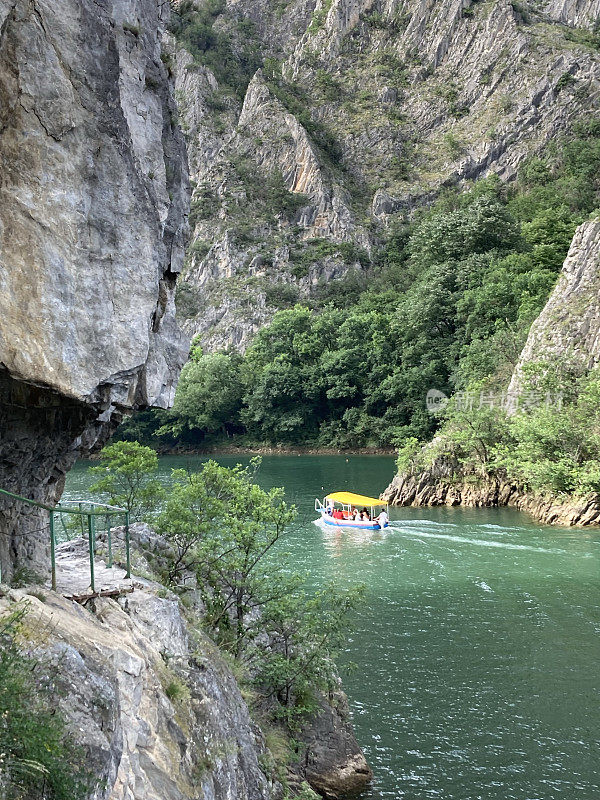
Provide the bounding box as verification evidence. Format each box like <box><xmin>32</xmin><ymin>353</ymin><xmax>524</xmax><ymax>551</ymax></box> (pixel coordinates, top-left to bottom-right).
<box><xmin>0</xmin><ymin>488</ymin><xmax>130</xmax><ymax>593</ymax></box>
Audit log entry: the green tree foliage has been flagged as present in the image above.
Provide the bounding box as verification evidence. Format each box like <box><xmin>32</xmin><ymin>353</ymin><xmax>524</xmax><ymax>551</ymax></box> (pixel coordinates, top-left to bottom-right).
<box><xmin>406</xmin><ymin>365</ymin><xmax>600</xmax><ymax>499</ymax></box>
<box><xmin>157</xmin><ymin>458</ymin><xmax>297</xmax><ymax>657</ymax></box>
<box><xmin>129</xmin><ymin>127</ymin><xmax>599</xmax><ymax>451</ymax></box>
<box><xmin>160</xmin><ymin>344</ymin><xmax>244</xmax><ymax>440</ymax></box>
<box><xmin>168</xmin><ymin>0</ymin><xmax>261</xmax><ymax>98</ymax></box>
<box><xmin>0</xmin><ymin>604</ymin><xmax>92</xmax><ymax>800</ymax></box>
<box><xmin>89</xmin><ymin>441</ymin><xmax>164</xmax><ymax>520</ymax></box>
<box><xmin>493</xmin><ymin>369</ymin><xmax>600</xmax><ymax>496</ymax></box>
<box><xmin>155</xmin><ymin>460</ymin><xmax>362</xmax><ymax>720</ymax></box>
<box><xmin>254</xmin><ymin>583</ymin><xmax>363</xmax><ymax>719</ymax></box>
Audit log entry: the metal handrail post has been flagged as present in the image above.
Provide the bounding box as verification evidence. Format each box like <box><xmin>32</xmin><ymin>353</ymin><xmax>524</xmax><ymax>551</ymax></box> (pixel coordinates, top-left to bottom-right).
<box><xmin>125</xmin><ymin>512</ymin><xmax>131</xmax><ymax>579</ymax></box>
<box><xmin>87</xmin><ymin>514</ymin><xmax>96</xmax><ymax>593</ymax></box>
<box><xmin>49</xmin><ymin>511</ymin><xmax>56</xmax><ymax>591</ymax></box>
<box><xmin>107</xmin><ymin>518</ymin><xmax>113</xmax><ymax>569</ymax></box>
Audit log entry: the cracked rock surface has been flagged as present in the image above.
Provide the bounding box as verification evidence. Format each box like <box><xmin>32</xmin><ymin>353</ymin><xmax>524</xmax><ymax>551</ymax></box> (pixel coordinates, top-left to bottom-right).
<box><xmin>0</xmin><ymin>0</ymin><xmax>189</xmax><ymax>577</ymax></box>
<box><xmin>172</xmin><ymin>0</ymin><xmax>599</xmax><ymax>351</ymax></box>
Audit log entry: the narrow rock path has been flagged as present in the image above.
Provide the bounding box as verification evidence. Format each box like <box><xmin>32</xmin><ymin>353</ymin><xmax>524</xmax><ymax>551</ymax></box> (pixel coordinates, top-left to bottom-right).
<box><xmin>51</xmin><ymin>537</ymin><xmax>134</xmax><ymax>598</ymax></box>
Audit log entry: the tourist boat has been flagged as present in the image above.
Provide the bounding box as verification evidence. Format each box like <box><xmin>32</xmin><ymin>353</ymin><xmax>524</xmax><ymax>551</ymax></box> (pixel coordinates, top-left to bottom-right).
<box><xmin>314</xmin><ymin>491</ymin><xmax>390</xmax><ymax>529</ymax></box>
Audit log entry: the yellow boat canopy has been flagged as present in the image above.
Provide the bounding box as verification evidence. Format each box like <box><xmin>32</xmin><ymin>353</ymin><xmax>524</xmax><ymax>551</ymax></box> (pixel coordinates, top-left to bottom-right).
<box><xmin>325</xmin><ymin>491</ymin><xmax>387</xmax><ymax>506</ymax></box>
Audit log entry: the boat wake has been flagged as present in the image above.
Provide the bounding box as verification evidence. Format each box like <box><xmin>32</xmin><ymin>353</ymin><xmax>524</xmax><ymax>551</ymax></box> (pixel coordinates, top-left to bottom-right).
<box><xmin>388</xmin><ymin>525</ymin><xmax>564</xmax><ymax>554</ymax></box>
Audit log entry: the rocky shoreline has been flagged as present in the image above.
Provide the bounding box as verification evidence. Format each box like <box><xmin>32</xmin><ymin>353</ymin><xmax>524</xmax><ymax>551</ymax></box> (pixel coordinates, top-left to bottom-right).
<box><xmin>1</xmin><ymin>526</ymin><xmax>372</xmax><ymax>800</ymax></box>
<box><xmin>382</xmin><ymin>473</ymin><xmax>600</xmax><ymax>527</ymax></box>
<box><xmin>141</xmin><ymin>444</ymin><xmax>396</xmax><ymax>457</ymax></box>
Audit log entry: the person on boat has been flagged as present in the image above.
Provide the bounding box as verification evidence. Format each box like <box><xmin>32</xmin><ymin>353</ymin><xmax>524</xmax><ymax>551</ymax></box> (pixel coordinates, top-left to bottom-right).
<box><xmin>361</xmin><ymin>507</ymin><xmax>370</xmax><ymax>521</ymax></box>
<box><xmin>376</xmin><ymin>509</ymin><xmax>389</xmax><ymax>528</ymax></box>
<box><xmin>353</xmin><ymin>508</ymin><xmax>361</xmax><ymax>521</ymax></box>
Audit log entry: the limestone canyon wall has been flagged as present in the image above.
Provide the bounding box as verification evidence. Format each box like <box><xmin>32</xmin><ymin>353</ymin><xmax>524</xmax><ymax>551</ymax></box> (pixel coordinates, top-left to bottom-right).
<box><xmin>171</xmin><ymin>0</ymin><xmax>600</xmax><ymax>351</ymax></box>
<box><xmin>0</xmin><ymin>0</ymin><xmax>189</xmax><ymax>578</ymax></box>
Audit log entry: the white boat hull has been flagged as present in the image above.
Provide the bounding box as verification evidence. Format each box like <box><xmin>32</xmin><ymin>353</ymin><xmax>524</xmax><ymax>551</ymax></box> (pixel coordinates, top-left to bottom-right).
<box><xmin>318</xmin><ymin>510</ymin><xmax>387</xmax><ymax>530</ymax></box>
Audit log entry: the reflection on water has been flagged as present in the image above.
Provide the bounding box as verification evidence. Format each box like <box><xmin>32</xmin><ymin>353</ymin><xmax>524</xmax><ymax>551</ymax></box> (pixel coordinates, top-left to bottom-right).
<box><xmin>65</xmin><ymin>455</ymin><xmax>600</xmax><ymax>799</ymax></box>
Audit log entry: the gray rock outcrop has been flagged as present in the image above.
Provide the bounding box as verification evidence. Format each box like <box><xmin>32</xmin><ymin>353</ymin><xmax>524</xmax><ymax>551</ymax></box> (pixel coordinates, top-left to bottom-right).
<box><xmin>1</xmin><ymin>583</ymin><xmax>274</xmax><ymax>800</ymax></box>
<box><xmin>0</xmin><ymin>527</ymin><xmax>372</xmax><ymax>799</ymax></box>
<box><xmin>295</xmin><ymin>690</ymin><xmax>373</xmax><ymax>798</ymax></box>
<box><xmin>382</xmin><ymin>469</ymin><xmax>600</xmax><ymax>525</ymax></box>
<box><xmin>508</xmin><ymin>218</ymin><xmax>600</xmax><ymax>396</ymax></box>
<box><xmin>0</xmin><ymin>0</ymin><xmax>189</xmax><ymax>577</ymax></box>
<box><xmin>543</xmin><ymin>0</ymin><xmax>600</xmax><ymax>26</ymax></box>
<box><xmin>171</xmin><ymin>0</ymin><xmax>599</xmax><ymax>351</ymax></box>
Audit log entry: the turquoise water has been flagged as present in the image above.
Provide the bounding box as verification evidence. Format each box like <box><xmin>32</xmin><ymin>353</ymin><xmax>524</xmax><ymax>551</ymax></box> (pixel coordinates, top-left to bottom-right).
<box><xmin>64</xmin><ymin>455</ymin><xmax>600</xmax><ymax>799</ymax></box>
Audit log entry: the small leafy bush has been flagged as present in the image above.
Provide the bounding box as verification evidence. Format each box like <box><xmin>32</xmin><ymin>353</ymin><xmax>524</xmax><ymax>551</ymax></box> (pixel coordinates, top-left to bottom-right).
<box><xmin>265</xmin><ymin>283</ymin><xmax>300</xmax><ymax>308</ymax></box>
<box><xmin>0</xmin><ymin>604</ymin><xmax>92</xmax><ymax>800</ymax></box>
<box><xmin>556</xmin><ymin>72</ymin><xmax>576</xmax><ymax>92</ymax></box>
<box><xmin>164</xmin><ymin>676</ymin><xmax>190</xmax><ymax>704</ymax></box>
<box><xmin>308</xmin><ymin>0</ymin><xmax>332</xmax><ymax>34</ymax></box>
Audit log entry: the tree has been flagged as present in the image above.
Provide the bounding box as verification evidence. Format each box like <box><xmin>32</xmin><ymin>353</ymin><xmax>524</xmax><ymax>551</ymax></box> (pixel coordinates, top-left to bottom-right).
<box><xmin>493</xmin><ymin>368</ymin><xmax>600</xmax><ymax>495</ymax></box>
<box><xmin>89</xmin><ymin>441</ymin><xmax>164</xmax><ymax>520</ymax></box>
<box><xmin>156</xmin><ymin>458</ymin><xmax>297</xmax><ymax>657</ymax></box>
<box><xmin>155</xmin><ymin>459</ymin><xmax>363</xmax><ymax>721</ymax></box>
<box><xmin>253</xmin><ymin>583</ymin><xmax>364</xmax><ymax>719</ymax></box>
<box><xmin>241</xmin><ymin>306</ymin><xmax>342</xmax><ymax>442</ymax></box>
<box><xmin>0</xmin><ymin>604</ymin><xmax>92</xmax><ymax>800</ymax></box>
<box><xmin>162</xmin><ymin>347</ymin><xmax>244</xmax><ymax>439</ymax></box>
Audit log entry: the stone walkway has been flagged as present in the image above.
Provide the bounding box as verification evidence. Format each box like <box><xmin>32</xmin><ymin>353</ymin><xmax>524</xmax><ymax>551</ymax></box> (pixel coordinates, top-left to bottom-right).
<box><xmin>51</xmin><ymin>537</ymin><xmax>135</xmax><ymax>598</ymax></box>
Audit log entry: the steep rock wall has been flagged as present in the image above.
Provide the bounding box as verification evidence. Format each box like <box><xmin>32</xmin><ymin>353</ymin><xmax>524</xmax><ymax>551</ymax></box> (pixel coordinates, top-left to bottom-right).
<box><xmin>383</xmin><ymin>218</ymin><xmax>600</xmax><ymax>525</ymax></box>
<box><xmin>171</xmin><ymin>0</ymin><xmax>599</xmax><ymax>350</ymax></box>
<box><xmin>543</xmin><ymin>0</ymin><xmax>600</xmax><ymax>26</ymax></box>
<box><xmin>0</xmin><ymin>0</ymin><xmax>189</xmax><ymax>576</ymax></box>
<box><xmin>179</xmin><ymin>68</ymin><xmax>368</xmax><ymax>350</ymax></box>
<box><xmin>508</xmin><ymin>217</ymin><xmax>600</xmax><ymax>395</ymax></box>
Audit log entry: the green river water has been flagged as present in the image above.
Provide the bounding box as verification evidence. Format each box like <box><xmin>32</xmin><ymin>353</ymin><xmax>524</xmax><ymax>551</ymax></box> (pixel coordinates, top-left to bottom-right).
<box><xmin>64</xmin><ymin>454</ymin><xmax>600</xmax><ymax>800</ymax></box>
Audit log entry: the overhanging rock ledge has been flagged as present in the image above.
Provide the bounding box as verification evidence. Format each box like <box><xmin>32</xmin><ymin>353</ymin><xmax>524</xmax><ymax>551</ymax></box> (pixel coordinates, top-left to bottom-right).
<box><xmin>0</xmin><ymin>0</ymin><xmax>189</xmax><ymax>578</ymax></box>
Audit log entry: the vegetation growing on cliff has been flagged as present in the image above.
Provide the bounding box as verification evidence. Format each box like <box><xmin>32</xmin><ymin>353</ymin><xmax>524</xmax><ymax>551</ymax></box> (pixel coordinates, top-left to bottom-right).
<box><xmin>120</xmin><ymin>123</ymin><xmax>600</xmax><ymax>451</ymax></box>
<box><xmin>0</xmin><ymin>604</ymin><xmax>91</xmax><ymax>800</ymax></box>
<box><xmin>404</xmin><ymin>365</ymin><xmax>600</xmax><ymax>498</ymax></box>
<box><xmin>154</xmin><ymin>457</ymin><xmax>363</xmax><ymax>725</ymax></box>
<box><xmin>89</xmin><ymin>441</ymin><xmax>164</xmax><ymax>520</ymax></box>
<box><xmin>88</xmin><ymin>446</ymin><xmax>362</xmax><ymax>730</ymax></box>
<box><xmin>168</xmin><ymin>0</ymin><xmax>262</xmax><ymax>97</ymax></box>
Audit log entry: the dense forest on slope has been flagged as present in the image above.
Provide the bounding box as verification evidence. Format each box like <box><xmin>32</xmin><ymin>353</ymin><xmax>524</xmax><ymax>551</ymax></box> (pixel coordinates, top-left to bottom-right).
<box><xmin>116</xmin><ymin>0</ymin><xmax>600</xmax><ymax>460</ymax></box>
<box><xmin>121</xmin><ymin>121</ymin><xmax>600</xmax><ymax>449</ymax></box>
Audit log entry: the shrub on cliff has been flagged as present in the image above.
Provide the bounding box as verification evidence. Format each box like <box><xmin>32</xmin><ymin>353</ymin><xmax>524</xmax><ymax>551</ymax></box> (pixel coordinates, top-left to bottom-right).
<box><xmin>89</xmin><ymin>441</ymin><xmax>164</xmax><ymax>520</ymax></box>
<box><xmin>405</xmin><ymin>366</ymin><xmax>600</xmax><ymax>499</ymax></box>
<box><xmin>494</xmin><ymin>368</ymin><xmax>600</xmax><ymax>496</ymax></box>
<box><xmin>169</xmin><ymin>0</ymin><xmax>261</xmax><ymax>98</ymax></box>
<box><xmin>155</xmin><ymin>458</ymin><xmax>363</xmax><ymax>722</ymax></box>
<box><xmin>0</xmin><ymin>604</ymin><xmax>91</xmax><ymax>800</ymax></box>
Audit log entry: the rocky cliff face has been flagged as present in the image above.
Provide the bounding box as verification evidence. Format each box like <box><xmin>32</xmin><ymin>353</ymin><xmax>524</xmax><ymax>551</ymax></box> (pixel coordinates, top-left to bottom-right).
<box><xmin>171</xmin><ymin>0</ymin><xmax>599</xmax><ymax>351</ymax></box>
<box><xmin>0</xmin><ymin>0</ymin><xmax>189</xmax><ymax>577</ymax></box>
<box><xmin>508</xmin><ymin>217</ymin><xmax>600</xmax><ymax>395</ymax></box>
<box><xmin>1</xmin><ymin>585</ymin><xmax>276</xmax><ymax>800</ymax></box>
<box><xmin>0</xmin><ymin>527</ymin><xmax>371</xmax><ymax>800</ymax></box>
<box><xmin>382</xmin><ymin>216</ymin><xmax>600</xmax><ymax>525</ymax></box>
<box><xmin>382</xmin><ymin>468</ymin><xmax>600</xmax><ymax>525</ymax></box>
